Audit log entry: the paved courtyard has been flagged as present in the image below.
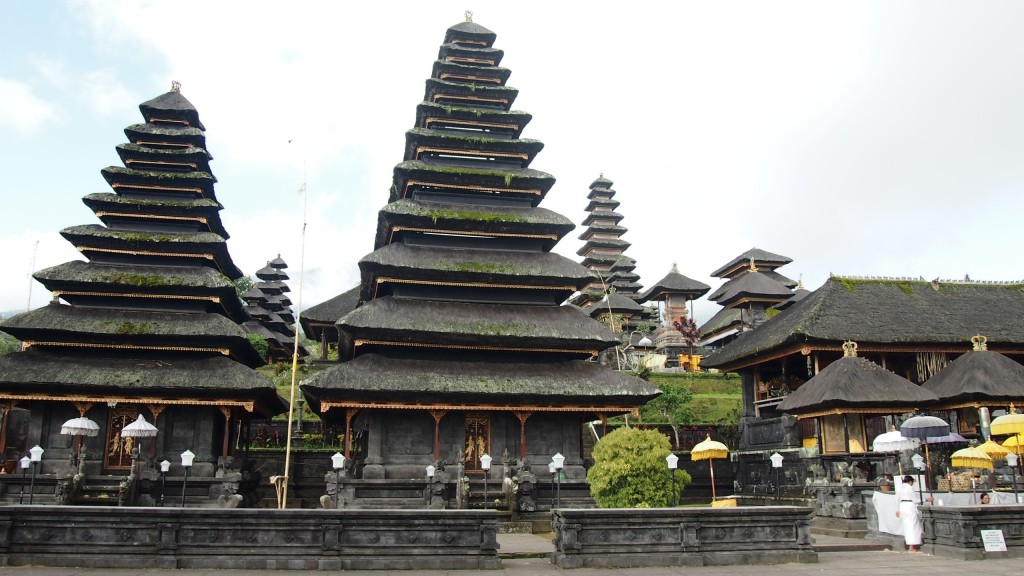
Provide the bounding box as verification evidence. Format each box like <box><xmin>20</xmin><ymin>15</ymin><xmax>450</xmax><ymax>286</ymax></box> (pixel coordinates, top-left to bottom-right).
<box><xmin>0</xmin><ymin>533</ymin><xmax>1019</xmax><ymax>575</ymax></box>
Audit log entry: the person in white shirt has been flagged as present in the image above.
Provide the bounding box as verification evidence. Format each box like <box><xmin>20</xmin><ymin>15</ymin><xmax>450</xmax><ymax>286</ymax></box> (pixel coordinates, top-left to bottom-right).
<box><xmin>895</xmin><ymin>475</ymin><xmax>932</xmax><ymax>552</ymax></box>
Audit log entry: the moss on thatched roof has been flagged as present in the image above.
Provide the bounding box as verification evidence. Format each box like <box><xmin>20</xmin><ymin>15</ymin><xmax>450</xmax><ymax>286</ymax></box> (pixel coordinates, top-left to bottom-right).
<box><xmin>704</xmin><ymin>277</ymin><xmax>1024</xmax><ymax>369</ymax></box>
<box><xmin>337</xmin><ymin>296</ymin><xmax>618</xmax><ymax>351</ymax></box>
<box><xmin>0</xmin><ymin>349</ymin><xmax>284</xmax><ymax>416</ymax></box>
<box><xmin>301</xmin><ymin>353</ymin><xmax>660</xmax><ymax>410</ymax></box>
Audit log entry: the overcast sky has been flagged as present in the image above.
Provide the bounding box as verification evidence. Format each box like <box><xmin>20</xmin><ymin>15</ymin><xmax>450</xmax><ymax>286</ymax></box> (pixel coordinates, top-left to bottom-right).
<box><xmin>2</xmin><ymin>1</ymin><xmax>1022</xmax><ymax>324</ymax></box>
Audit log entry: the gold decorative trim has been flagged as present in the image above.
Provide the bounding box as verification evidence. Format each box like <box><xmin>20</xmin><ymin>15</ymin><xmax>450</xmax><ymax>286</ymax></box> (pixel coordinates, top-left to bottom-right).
<box><xmin>95</xmin><ymin>211</ymin><xmax>208</xmax><ymax>225</ymax></box>
<box><xmin>424</xmin><ymin>117</ymin><xmax>519</xmax><ymax>132</ymax></box>
<box><xmin>389</xmin><ymin>225</ymin><xmax>555</xmax><ymax>243</ymax></box>
<box><xmin>438</xmin><ymin>73</ymin><xmax>500</xmax><ymax>84</ymax></box>
<box><xmin>134</xmin><ymin>140</ymin><xmax>191</xmax><ymax>148</ymax></box>
<box><xmin>111</xmin><ymin>183</ymin><xmax>203</xmax><ymax>195</ymax></box>
<box><xmin>972</xmin><ymin>334</ymin><xmax>988</xmax><ymax>351</ymax></box>
<box><xmin>147</xmin><ymin>117</ymin><xmax>189</xmax><ymax>126</ymax></box>
<box><xmin>24</xmin><ymin>340</ymin><xmax>230</xmax><ymax>355</ymax></box>
<box><xmin>415</xmin><ymin>146</ymin><xmax>527</xmax><ymax>161</ymax></box>
<box><xmin>53</xmin><ymin>290</ymin><xmax>222</xmax><ymax>305</ymax></box>
<box><xmin>354</xmin><ymin>338</ymin><xmax>597</xmax><ymax>357</ymax></box>
<box><xmin>372</xmin><ymin>276</ymin><xmax>574</xmax><ymax>298</ymax></box>
<box><xmin>124</xmin><ymin>159</ymin><xmax>198</xmax><ymax>170</ymax></box>
<box><xmin>320</xmin><ymin>400</ymin><xmax>636</xmax><ymax>414</ymax></box>
<box><xmin>402</xmin><ymin>179</ymin><xmax>541</xmax><ymax>198</ymax></box>
<box><xmin>431</xmin><ymin>94</ymin><xmax>508</xmax><ymax>106</ymax></box>
<box><xmin>0</xmin><ymin>392</ymin><xmax>254</xmax><ymax>413</ymax></box>
<box><xmin>794</xmin><ymin>407</ymin><xmax>920</xmax><ymax>419</ymax></box>
<box><xmin>77</xmin><ymin>246</ymin><xmax>216</xmax><ymax>261</ymax></box>
<box><xmin>445</xmin><ymin>57</ymin><xmax>497</xmax><ymax>66</ymax></box>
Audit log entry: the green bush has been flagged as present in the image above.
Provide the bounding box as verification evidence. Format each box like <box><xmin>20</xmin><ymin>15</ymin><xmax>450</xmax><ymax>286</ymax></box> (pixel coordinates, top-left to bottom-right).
<box><xmin>587</xmin><ymin>427</ymin><xmax>691</xmax><ymax>508</ymax></box>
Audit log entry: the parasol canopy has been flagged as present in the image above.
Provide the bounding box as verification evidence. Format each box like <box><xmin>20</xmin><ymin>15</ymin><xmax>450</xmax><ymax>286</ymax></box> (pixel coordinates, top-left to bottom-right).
<box><xmin>1003</xmin><ymin>434</ymin><xmax>1024</xmax><ymax>451</ymax></box>
<box><xmin>925</xmin><ymin>432</ymin><xmax>967</xmax><ymax>444</ymax></box>
<box><xmin>900</xmin><ymin>415</ymin><xmax>950</xmax><ymax>440</ymax></box>
<box><xmin>120</xmin><ymin>414</ymin><xmax>158</xmax><ymax>438</ymax></box>
<box><xmin>872</xmin><ymin>429</ymin><xmax>920</xmax><ymax>452</ymax></box>
<box><xmin>60</xmin><ymin>417</ymin><xmax>99</xmax><ymax>437</ymax></box>
<box><xmin>977</xmin><ymin>439</ymin><xmax>1010</xmax><ymax>461</ymax></box>
<box><xmin>991</xmin><ymin>404</ymin><xmax>1024</xmax><ymax>437</ymax></box>
<box><xmin>691</xmin><ymin>435</ymin><xmax>729</xmax><ymax>461</ymax></box>
<box><xmin>950</xmin><ymin>447</ymin><xmax>994</xmax><ymax>471</ymax></box>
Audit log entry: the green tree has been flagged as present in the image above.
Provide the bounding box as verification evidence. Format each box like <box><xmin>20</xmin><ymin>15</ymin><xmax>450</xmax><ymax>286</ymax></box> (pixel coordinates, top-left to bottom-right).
<box><xmin>247</xmin><ymin>333</ymin><xmax>269</xmax><ymax>360</ymax></box>
<box><xmin>0</xmin><ymin>329</ymin><xmax>20</xmax><ymax>356</ymax></box>
<box><xmin>233</xmin><ymin>275</ymin><xmax>254</xmax><ymax>301</ymax></box>
<box><xmin>587</xmin><ymin>426</ymin><xmax>691</xmax><ymax>508</ymax></box>
<box><xmin>639</xmin><ymin>379</ymin><xmax>694</xmax><ymax>449</ymax></box>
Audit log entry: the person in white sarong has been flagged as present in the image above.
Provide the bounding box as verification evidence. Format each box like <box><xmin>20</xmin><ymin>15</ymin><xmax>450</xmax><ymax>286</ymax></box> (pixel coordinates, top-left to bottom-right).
<box><xmin>895</xmin><ymin>475</ymin><xmax>931</xmax><ymax>552</ymax></box>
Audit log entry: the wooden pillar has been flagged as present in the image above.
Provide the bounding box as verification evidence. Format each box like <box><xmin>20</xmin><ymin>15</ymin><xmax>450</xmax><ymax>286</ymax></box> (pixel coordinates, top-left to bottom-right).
<box><xmin>344</xmin><ymin>408</ymin><xmax>359</xmax><ymax>460</ymax></box>
<box><xmin>814</xmin><ymin>417</ymin><xmax>823</xmax><ymax>454</ymax></box>
<box><xmin>428</xmin><ymin>410</ymin><xmax>446</xmax><ymax>461</ymax></box>
<box><xmin>0</xmin><ymin>401</ymin><xmax>12</xmax><ymax>455</ymax></box>
<box><xmin>842</xmin><ymin>413</ymin><xmax>851</xmax><ymax>455</ymax></box>
<box><xmin>219</xmin><ymin>407</ymin><xmax>232</xmax><ymax>458</ymax></box>
<box><xmin>513</xmin><ymin>411</ymin><xmax>532</xmax><ymax>462</ymax></box>
<box><xmin>150</xmin><ymin>405</ymin><xmax>166</xmax><ymax>459</ymax></box>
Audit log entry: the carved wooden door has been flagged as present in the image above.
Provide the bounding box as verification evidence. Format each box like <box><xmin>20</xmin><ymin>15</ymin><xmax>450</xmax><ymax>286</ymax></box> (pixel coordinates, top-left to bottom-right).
<box><xmin>104</xmin><ymin>407</ymin><xmax>136</xmax><ymax>470</ymax></box>
<box><xmin>463</xmin><ymin>415</ymin><xmax>490</xmax><ymax>472</ymax></box>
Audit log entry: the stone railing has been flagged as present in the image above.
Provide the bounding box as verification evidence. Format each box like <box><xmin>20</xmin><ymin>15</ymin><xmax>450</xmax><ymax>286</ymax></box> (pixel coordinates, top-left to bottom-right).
<box><xmin>551</xmin><ymin>506</ymin><xmax>817</xmax><ymax>568</ymax></box>
<box><xmin>0</xmin><ymin>506</ymin><xmax>500</xmax><ymax>570</ymax></box>
<box><xmin>923</xmin><ymin>504</ymin><xmax>1024</xmax><ymax>560</ymax></box>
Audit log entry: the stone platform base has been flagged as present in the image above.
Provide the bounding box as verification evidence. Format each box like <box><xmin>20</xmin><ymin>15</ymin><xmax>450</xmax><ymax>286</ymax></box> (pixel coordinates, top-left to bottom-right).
<box><xmin>551</xmin><ymin>506</ymin><xmax>818</xmax><ymax>569</ymax></box>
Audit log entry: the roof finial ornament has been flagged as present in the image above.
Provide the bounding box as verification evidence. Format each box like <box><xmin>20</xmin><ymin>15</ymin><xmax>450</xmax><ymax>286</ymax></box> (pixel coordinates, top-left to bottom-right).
<box><xmin>465</xmin><ymin>10</ymin><xmax>473</xmax><ymax>22</ymax></box>
<box><xmin>171</xmin><ymin>80</ymin><xmax>181</xmax><ymax>93</ymax></box>
<box><xmin>797</xmin><ymin>274</ymin><xmax>804</xmax><ymax>290</ymax></box>
<box><xmin>671</xmin><ymin>261</ymin><xmax>679</xmax><ymax>274</ymax></box>
<box><xmin>748</xmin><ymin>257</ymin><xmax>758</xmax><ymax>272</ymax></box>
<box><xmin>971</xmin><ymin>334</ymin><xmax>988</xmax><ymax>352</ymax></box>
<box><xmin>842</xmin><ymin>340</ymin><xmax>858</xmax><ymax>358</ymax></box>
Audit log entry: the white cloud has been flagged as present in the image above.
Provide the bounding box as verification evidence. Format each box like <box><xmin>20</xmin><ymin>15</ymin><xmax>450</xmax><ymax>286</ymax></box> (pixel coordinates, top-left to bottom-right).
<box><xmin>0</xmin><ymin>231</ymin><xmax>82</xmax><ymax>315</ymax></box>
<box><xmin>0</xmin><ymin>78</ymin><xmax>58</xmax><ymax>134</ymax></box>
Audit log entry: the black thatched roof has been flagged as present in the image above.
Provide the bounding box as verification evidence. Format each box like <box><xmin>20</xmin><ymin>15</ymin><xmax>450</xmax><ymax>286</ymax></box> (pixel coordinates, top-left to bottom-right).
<box><xmin>301</xmin><ymin>285</ymin><xmax>361</xmax><ymax>344</ymax></box>
<box><xmin>1</xmin><ymin>303</ymin><xmax>263</xmax><ymax>366</ymax></box>
<box><xmin>445</xmin><ymin>20</ymin><xmax>497</xmax><ymax>45</ymax></box>
<box><xmin>590</xmin><ymin>175</ymin><xmax>614</xmax><ymax>189</ymax></box>
<box><xmin>414</xmin><ymin>103</ymin><xmax>531</xmax><ymax>139</ymax></box>
<box><xmin>60</xmin><ymin>224</ymin><xmax>243</xmax><ymax>279</ymax></box>
<box><xmin>582</xmin><ymin>210</ymin><xmax>624</xmax><ymax>226</ymax></box>
<box><xmin>123</xmin><ymin>123</ymin><xmax>206</xmax><ymax>149</ymax></box>
<box><xmin>704</xmin><ymin>277</ymin><xmax>1024</xmax><ymax>369</ymax></box>
<box><xmin>101</xmin><ymin>166</ymin><xmax>217</xmax><ymax>200</ymax></box>
<box><xmin>773</xmin><ymin>287</ymin><xmax>811</xmax><ymax>311</ymax></box>
<box><xmin>698</xmin><ymin>307</ymin><xmax>743</xmax><ymax>339</ymax></box>
<box><xmin>712</xmin><ymin>271</ymin><xmax>793</xmax><ymax>307</ymax></box>
<box><xmin>139</xmin><ymin>89</ymin><xmax>206</xmax><ymax>131</ymax></box>
<box><xmin>116</xmin><ymin>143</ymin><xmax>212</xmax><ymax>173</ymax></box>
<box><xmin>587</xmin><ymin>292</ymin><xmax>644</xmax><ymax>317</ymax></box>
<box><xmin>32</xmin><ymin>260</ymin><xmax>245</xmax><ymax>321</ymax></box>
<box><xmin>777</xmin><ymin>354</ymin><xmax>939</xmax><ymax>417</ymax></box>
<box><xmin>711</xmin><ymin>247</ymin><xmax>793</xmax><ymax>278</ymax></box>
<box><xmin>82</xmin><ymin>193</ymin><xmax>227</xmax><ymax>239</ymax></box>
<box><xmin>0</xmin><ymin>349</ymin><xmax>284</xmax><ymax>417</ymax></box>
<box><xmin>405</xmin><ymin>128</ymin><xmax>543</xmax><ymax>166</ymax></box>
<box><xmin>922</xmin><ymin>345</ymin><xmax>1024</xmax><ymax>408</ymax></box>
<box><xmin>359</xmin><ymin>243</ymin><xmax>594</xmax><ymax>301</ymax></box>
<box><xmin>392</xmin><ymin>160</ymin><xmax>556</xmax><ymax>205</ymax></box>
<box><xmin>375</xmin><ymin>198</ymin><xmax>574</xmax><ymax>251</ymax></box>
<box><xmin>337</xmin><ymin>296</ymin><xmax>619</xmax><ymax>353</ymax></box>
<box><xmin>301</xmin><ymin>353</ymin><xmax>660</xmax><ymax>412</ymax></box>
<box><xmin>639</xmin><ymin>268</ymin><xmax>711</xmax><ymax>302</ymax></box>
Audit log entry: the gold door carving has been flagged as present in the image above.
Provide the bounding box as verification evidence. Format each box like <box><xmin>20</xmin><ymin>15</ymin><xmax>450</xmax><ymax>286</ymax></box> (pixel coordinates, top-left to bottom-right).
<box><xmin>105</xmin><ymin>407</ymin><xmax>137</xmax><ymax>469</ymax></box>
<box><xmin>463</xmin><ymin>415</ymin><xmax>490</xmax><ymax>471</ymax></box>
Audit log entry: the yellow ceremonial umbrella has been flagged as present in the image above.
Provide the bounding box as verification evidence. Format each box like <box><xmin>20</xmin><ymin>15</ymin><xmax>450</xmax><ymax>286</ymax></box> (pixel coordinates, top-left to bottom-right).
<box><xmin>691</xmin><ymin>435</ymin><xmax>729</xmax><ymax>501</ymax></box>
<box><xmin>977</xmin><ymin>440</ymin><xmax>1010</xmax><ymax>462</ymax></box>
<box><xmin>991</xmin><ymin>404</ymin><xmax>1024</xmax><ymax>437</ymax></box>
<box><xmin>950</xmin><ymin>447</ymin><xmax>994</xmax><ymax>471</ymax></box>
<box><xmin>950</xmin><ymin>447</ymin><xmax>993</xmax><ymax>504</ymax></box>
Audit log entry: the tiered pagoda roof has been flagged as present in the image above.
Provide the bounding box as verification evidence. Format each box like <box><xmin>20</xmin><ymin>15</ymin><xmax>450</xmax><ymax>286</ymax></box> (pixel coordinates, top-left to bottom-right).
<box><xmin>699</xmin><ymin>247</ymin><xmax>798</xmax><ymax>348</ymax></box>
<box><xmin>572</xmin><ymin>176</ymin><xmax>643</xmax><ymax>307</ymax></box>
<box><xmin>242</xmin><ymin>255</ymin><xmax>307</xmax><ymax>363</ymax></box>
<box><xmin>302</xmin><ymin>19</ymin><xmax>658</xmax><ymax>416</ymax></box>
<box><xmin>0</xmin><ymin>85</ymin><xmax>283</xmax><ymax>417</ymax></box>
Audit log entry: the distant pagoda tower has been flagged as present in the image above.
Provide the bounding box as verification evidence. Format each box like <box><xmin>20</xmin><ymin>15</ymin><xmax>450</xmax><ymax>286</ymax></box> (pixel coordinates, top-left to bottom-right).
<box><xmin>301</xmin><ymin>17</ymin><xmax>658</xmax><ymax>498</ymax></box>
<box><xmin>0</xmin><ymin>84</ymin><xmax>284</xmax><ymax>501</ymax></box>
<box><xmin>638</xmin><ymin>263</ymin><xmax>711</xmax><ymax>363</ymax></box>
<box><xmin>242</xmin><ymin>255</ymin><xmax>307</xmax><ymax>363</ymax></box>
<box><xmin>699</xmin><ymin>247</ymin><xmax>796</xmax><ymax>349</ymax></box>
<box><xmin>572</xmin><ymin>175</ymin><xmax>638</xmax><ymax>308</ymax></box>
